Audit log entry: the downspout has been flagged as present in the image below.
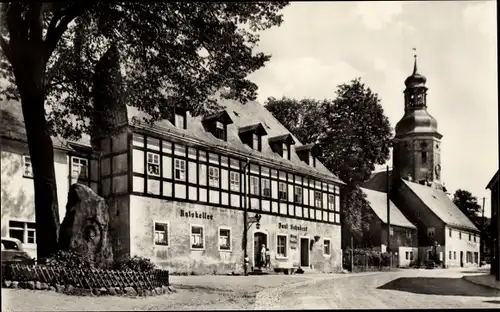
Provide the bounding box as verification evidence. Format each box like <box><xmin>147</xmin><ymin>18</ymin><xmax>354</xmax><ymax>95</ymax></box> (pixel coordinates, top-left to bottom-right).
<box><xmin>242</xmin><ymin>157</ymin><xmax>250</xmax><ymax>276</ymax></box>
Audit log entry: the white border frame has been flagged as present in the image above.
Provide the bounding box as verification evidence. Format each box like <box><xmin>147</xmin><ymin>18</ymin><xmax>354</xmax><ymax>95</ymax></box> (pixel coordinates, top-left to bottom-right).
<box><xmin>299</xmin><ymin>235</ymin><xmax>311</xmax><ymax>267</ymax></box>
<box><xmin>190</xmin><ymin>224</ymin><xmax>206</xmax><ymax>250</ymax></box>
<box><xmin>323</xmin><ymin>237</ymin><xmax>331</xmax><ymax>257</ymax></box>
<box><xmin>252</xmin><ymin>230</ymin><xmax>269</xmax><ymax>267</ymax></box>
<box><xmin>275</xmin><ymin>233</ymin><xmax>289</xmax><ymax>259</ymax></box>
<box><xmin>153</xmin><ymin>220</ymin><xmax>170</xmax><ymax>248</ymax></box>
<box><xmin>218</xmin><ymin>226</ymin><xmax>232</xmax><ymax>252</ymax></box>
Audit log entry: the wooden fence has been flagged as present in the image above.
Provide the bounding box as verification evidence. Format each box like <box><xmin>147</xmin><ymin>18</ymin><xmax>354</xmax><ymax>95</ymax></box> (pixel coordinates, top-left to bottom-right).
<box><xmin>1</xmin><ymin>263</ymin><xmax>169</xmax><ymax>290</ymax></box>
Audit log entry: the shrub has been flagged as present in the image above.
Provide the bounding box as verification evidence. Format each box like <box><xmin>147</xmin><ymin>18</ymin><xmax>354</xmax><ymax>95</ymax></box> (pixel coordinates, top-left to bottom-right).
<box><xmin>44</xmin><ymin>250</ymin><xmax>94</xmax><ymax>269</ymax></box>
<box><xmin>113</xmin><ymin>255</ymin><xmax>156</xmax><ymax>272</ymax></box>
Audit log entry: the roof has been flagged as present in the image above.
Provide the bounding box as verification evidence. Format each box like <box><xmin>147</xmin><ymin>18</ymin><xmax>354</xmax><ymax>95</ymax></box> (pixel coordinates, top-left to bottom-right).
<box><xmin>402</xmin><ymin>179</ymin><xmax>479</xmax><ymax>232</ymax></box>
<box><xmin>0</xmin><ymin>100</ymin><xmax>91</xmax><ymax>151</ymax></box>
<box><xmin>361</xmin><ymin>188</ymin><xmax>416</xmax><ymax>229</ymax></box>
<box><xmin>363</xmin><ymin>170</ymin><xmax>391</xmax><ymax>192</ymax></box>
<box><xmin>268</xmin><ymin>134</ymin><xmax>296</xmax><ymax>145</ymax></box>
<box><xmin>486</xmin><ymin>170</ymin><xmax>499</xmax><ymax>190</ymax></box>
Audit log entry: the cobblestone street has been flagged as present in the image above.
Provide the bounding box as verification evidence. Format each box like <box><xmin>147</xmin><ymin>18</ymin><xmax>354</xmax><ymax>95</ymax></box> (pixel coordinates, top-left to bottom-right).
<box><xmin>3</xmin><ymin>268</ymin><xmax>499</xmax><ymax>310</ymax></box>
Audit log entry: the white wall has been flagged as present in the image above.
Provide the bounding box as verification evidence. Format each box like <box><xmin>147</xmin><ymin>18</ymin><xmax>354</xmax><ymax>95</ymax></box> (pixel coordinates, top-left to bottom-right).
<box><xmin>444</xmin><ymin>225</ymin><xmax>480</xmax><ymax>268</ymax></box>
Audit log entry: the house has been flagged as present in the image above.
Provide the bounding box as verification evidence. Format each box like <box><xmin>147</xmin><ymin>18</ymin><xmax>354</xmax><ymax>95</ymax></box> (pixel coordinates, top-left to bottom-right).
<box><xmin>486</xmin><ymin>170</ymin><xmax>499</xmax><ymax>280</ymax></box>
<box><xmin>364</xmin><ymin>55</ymin><xmax>480</xmax><ymax>268</ymax></box>
<box><xmin>1</xmin><ymin>95</ymin><xmax>345</xmax><ymax>274</ymax></box>
<box><xmin>360</xmin><ymin>188</ymin><xmax>418</xmax><ymax>267</ymax></box>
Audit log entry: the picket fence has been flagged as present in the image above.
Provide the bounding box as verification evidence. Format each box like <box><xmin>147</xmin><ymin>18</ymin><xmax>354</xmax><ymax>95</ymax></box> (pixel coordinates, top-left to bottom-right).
<box><xmin>1</xmin><ymin>263</ymin><xmax>169</xmax><ymax>290</ymax></box>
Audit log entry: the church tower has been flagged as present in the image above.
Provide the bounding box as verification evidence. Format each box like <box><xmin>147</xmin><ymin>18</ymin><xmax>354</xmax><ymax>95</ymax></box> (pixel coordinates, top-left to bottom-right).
<box><xmin>393</xmin><ymin>54</ymin><xmax>443</xmax><ymax>187</ymax></box>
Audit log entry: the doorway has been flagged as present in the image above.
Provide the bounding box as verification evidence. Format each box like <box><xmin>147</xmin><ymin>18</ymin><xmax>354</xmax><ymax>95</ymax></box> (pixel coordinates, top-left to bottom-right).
<box><xmin>300</xmin><ymin>237</ymin><xmax>309</xmax><ymax>267</ymax></box>
<box><xmin>460</xmin><ymin>251</ymin><xmax>464</xmax><ymax>267</ymax></box>
<box><xmin>253</xmin><ymin>232</ymin><xmax>267</xmax><ymax>269</ymax></box>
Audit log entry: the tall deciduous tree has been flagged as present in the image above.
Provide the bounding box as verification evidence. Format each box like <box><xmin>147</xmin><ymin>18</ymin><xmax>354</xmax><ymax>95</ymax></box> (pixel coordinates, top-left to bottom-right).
<box><xmin>0</xmin><ymin>2</ymin><xmax>288</xmax><ymax>260</ymax></box>
<box><xmin>265</xmin><ymin>78</ymin><xmax>392</xmax><ymax>239</ymax></box>
<box><xmin>452</xmin><ymin>189</ymin><xmax>482</xmax><ymax>218</ymax></box>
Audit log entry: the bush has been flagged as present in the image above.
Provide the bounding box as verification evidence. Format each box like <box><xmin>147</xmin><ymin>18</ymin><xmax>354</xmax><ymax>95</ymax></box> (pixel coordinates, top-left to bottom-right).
<box><xmin>44</xmin><ymin>250</ymin><xmax>95</xmax><ymax>269</ymax></box>
<box><xmin>113</xmin><ymin>256</ymin><xmax>156</xmax><ymax>272</ymax></box>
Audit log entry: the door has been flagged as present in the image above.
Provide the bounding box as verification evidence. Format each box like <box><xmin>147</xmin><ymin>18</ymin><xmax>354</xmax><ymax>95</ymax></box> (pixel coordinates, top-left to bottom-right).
<box><xmin>300</xmin><ymin>238</ymin><xmax>309</xmax><ymax>267</ymax></box>
<box><xmin>460</xmin><ymin>251</ymin><xmax>464</xmax><ymax>267</ymax></box>
<box><xmin>254</xmin><ymin>232</ymin><xmax>267</xmax><ymax>268</ymax></box>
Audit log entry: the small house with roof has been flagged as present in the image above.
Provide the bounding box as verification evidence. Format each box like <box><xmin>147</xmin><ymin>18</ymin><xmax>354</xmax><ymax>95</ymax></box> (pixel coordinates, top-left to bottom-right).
<box><xmin>364</xmin><ymin>55</ymin><xmax>480</xmax><ymax>268</ymax></box>
<box><xmin>486</xmin><ymin>170</ymin><xmax>499</xmax><ymax>280</ymax></box>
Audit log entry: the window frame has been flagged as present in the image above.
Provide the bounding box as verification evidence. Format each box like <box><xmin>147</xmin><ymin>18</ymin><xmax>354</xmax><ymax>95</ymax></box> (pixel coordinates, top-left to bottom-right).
<box><xmin>70</xmin><ymin>155</ymin><xmax>90</xmax><ymax>186</ymax></box>
<box><xmin>282</xmin><ymin>143</ymin><xmax>290</xmax><ymax>160</ymax></box>
<box><xmin>22</xmin><ymin>155</ymin><xmax>34</xmax><ymax>178</ymax></box>
<box><xmin>218</xmin><ymin>226</ymin><xmax>232</xmax><ymax>252</ymax></box>
<box><xmin>190</xmin><ymin>224</ymin><xmax>205</xmax><ymax>250</ymax></box>
<box><xmin>295</xmin><ymin>186</ymin><xmax>303</xmax><ymax>204</ymax></box>
<box><xmin>146</xmin><ymin>151</ymin><xmax>161</xmax><ymax>177</ymax></box>
<box><xmin>252</xmin><ymin>133</ymin><xmax>260</xmax><ymax>151</ymax></box>
<box><xmin>153</xmin><ymin>221</ymin><xmax>170</xmax><ymax>247</ymax></box>
<box><xmin>261</xmin><ymin>178</ymin><xmax>271</xmax><ymax>197</ymax></box>
<box><xmin>175</xmin><ymin>112</ymin><xmax>187</xmax><ymax>129</ymax></box>
<box><xmin>314</xmin><ymin>191</ymin><xmax>322</xmax><ymax>208</ymax></box>
<box><xmin>406</xmin><ymin>230</ymin><xmax>412</xmax><ymax>239</ymax></box>
<box><xmin>229</xmin><ymin>171</ymin><xmax>240</xmax><ymax>192</ymax></box>
<box><xmin>8</xmin><ymin>220</ymin><xmax>36</xmax><ymax>245</ymax></box>
<box><xmin>208</xmin><ymin>166</ymin><xmax>220</xmax><ymax>188</ymax></box>
<box><xmin>427</xmin><ymin>227</ymin><xmax>435</xmax><ymax>237</ymax></box>
<box><xmin>174</xmin><ymin>158</ymin><xmax>186</xmax><ymax>181</ymax></box>
<box><xmin>250</xmin><ymin>175</ymin><xmax>260</xmax><ymax>196</ymax></box>
<box><xmin>278</xmin><ymin>182</ymin><xmax>287</xmax><ymax>201</ymax></box>
<box><xmin>449</xmin><ymin>228</ymin><xmax>452</xmax><ymax>238</ymax></box>
<box><xmin>215</xmin><ymin>121</ymin><xmax>226</xmax><ymax>141</ymax></box>
<box><xmin>323</xmin><ymin>238</ymin><xmax>331</xmax><ymax>256</ymax></box>
<box><xmin>276</xmin><ymin>233</ymin><xmax>288</xmax><ymax>259</ymax></box>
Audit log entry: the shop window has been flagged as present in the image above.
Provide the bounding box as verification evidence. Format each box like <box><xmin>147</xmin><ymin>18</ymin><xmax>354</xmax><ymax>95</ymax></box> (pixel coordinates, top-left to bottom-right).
<box><xmin>250</xmin><ymin>176</ymin><xmax>259</xmax><ymax>195</ymax></box>
<box><xmin>147</xmin><ymin>152</ymin><xmax>160</xmax><ymax>176</ymax></box>
<box><xmin>154</xmin><ymin>222</ymin><xmax>169</xmax><ymax>246</ymax></box>
<box><xmin>230</xmin><ymin>172</ymin><xmax>240</xmax><ymax>192</ymax></box>
<box><xmin>278</xmin><ymin>182</ymin><xmax>287</xmax><ymax>200</ymax></box>
<box><xmin>323</xmin><ymin>239</ymin><xmax>331</xmax><ymax>256</ymax></box>
<box><xmin>314</xmin><ymin>191</ymin><xmax>322</xmax><ymax>208</ymax></box>
<box><xmin>190</xmin><ymin>225</ymin><xmax>204</xmax><ymax>249</ymax></box>
<box><xmin>22</xmin><ymin>155</ymin><xmax>33</xmax><ymax>178</ymax></box>
<box><xmin>427</xmin><ymin>227</ymin><xmax>435</xmax><ymax>237</ymax></box>
<box><xmin>174</xmin><ymin>159</ymin><xmax>186</xmax><ymax>181</ymax></box>
<box><xmin>276</xmin><ymin>234</ymin><xmax>288</xmax><ymax>258</ymax></box>
<box><xmin>208</xmin><ymin>167</ymin><xmax>219</xmax><ymax>187</ymax></box>
<box><xmin>8</xmin><ymin>220</ymin><xmax>36</xmax><ymax>244</ymax></box>
<box><xmin>262</xmin><ymin>178</ymin><xmax>271</xmax><ymax>197</ymax></box>
<box><xmin>219</xmin><ymin>227</ymin><xmax>231</xmax><ymax>251</ymax></box>
<box><xmin>295</xmin><ymin>186</ymin><xmax>303</xmax><ymax>204</ymax></box>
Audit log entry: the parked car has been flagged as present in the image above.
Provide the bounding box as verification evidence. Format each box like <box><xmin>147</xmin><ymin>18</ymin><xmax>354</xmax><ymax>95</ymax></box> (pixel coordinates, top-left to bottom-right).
<box><xmin>1</xmin><ymin>237</ymin><xmax>34</xmax><ymax>264</ymax></box>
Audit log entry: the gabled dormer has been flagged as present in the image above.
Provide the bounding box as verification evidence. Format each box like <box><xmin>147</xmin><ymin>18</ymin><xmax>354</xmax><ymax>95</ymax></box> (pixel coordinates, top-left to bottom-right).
<box><xmin>238</xmin><ymin>123</ymin><xmax>267</xmax><ymax>152</ymax></box>
<box><xmin>295</xmin><ymin>144</ymin><xmax>316</xmax><ymax>167</ymax></box>
<box><xmin>268</xmin><ymin>134</ymin><xmax>295</xmax><ymax>160</ymax></box>
<box><xmin>168</xmin><ymin>106</ymin><xmax>188</xmax><ymax>130</ymax></box>
<box><xmin>202</xmin><ymin>110</ymin><xmax>233</xmax><ymax>141</ymax></box>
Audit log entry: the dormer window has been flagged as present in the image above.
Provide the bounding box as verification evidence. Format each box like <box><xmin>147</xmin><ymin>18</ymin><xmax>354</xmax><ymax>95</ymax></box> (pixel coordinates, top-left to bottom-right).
<box><xmin>239</xmin><ymin>123</ymin><xmax>267</xmax><ymax>152</ymax></box>
<box><xmin>202</xmin><ymin>110</ymin><xmax>234</xmax><ymax>142</ymax></box>
<box><xmin>268</xmin><ymin>134</ymin><xmax>295</xmax><ymax>160</ymax></box>
<box><xmin>169</xmin><ymin>107</ymin><xmax>187</xmax><ymax>130</ymax></box>
<box><xmin>296</xmin><ymin>144</ymin><xmax>315</xmax><ymax>167</ymax></box>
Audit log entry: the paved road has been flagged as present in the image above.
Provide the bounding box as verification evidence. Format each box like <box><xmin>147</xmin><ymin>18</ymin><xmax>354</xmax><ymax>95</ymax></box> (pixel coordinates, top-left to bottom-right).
<box><xmin>255</xmin><ymin>269</ymin><xmax>500</xmax><ymax>309</ymax></box>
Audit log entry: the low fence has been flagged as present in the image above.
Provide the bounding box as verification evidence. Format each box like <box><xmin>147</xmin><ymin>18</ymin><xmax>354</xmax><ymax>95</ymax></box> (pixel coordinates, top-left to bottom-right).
<box><xmin>343</xmin><ymin>250</ymin><xmax>399</xmax><ymax>272</ymax></box>
<box><xmin>1</xmin><ymin>263</ymin><xmax>169</xmax><ymax>290</ymax></box>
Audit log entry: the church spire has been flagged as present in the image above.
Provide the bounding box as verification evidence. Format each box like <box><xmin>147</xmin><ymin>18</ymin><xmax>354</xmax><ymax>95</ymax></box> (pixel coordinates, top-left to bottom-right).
<box><xmin>412</xmin><ymin>49</ymin><xmax>418</xmax><ymax>75</ymax></box>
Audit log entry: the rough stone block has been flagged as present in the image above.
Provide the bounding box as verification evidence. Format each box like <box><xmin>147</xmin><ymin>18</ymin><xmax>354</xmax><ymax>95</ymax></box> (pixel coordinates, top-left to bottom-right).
<box><xmin>55</xmin><ymin>284</ymin><xmax>64</xmax><ymax>293</ymax></box>
<box><xmin>99</xmin><ymin>287</ymin><xmax>108</xmax><ymax>295</ymax></box>
<box><xmin>107</xmin><ymin>287</ymin><xmax>117</xmax><ymax>296</ymax></box>
<box><xmin>10</xmin><ymin>281</ymin><xmax>18</xmax><ymax>289</ymax></box>
<box><xmin>66</xmin><ymin>284</ymin><xmax>75</xmax><ymax>293</ymax></box>
<box><xmin>124</xmin><ymin>286</ymin><xmax>137</xmax><ymax>296</ymax></box>
<box><xmin>3</xmin><ymin>280</ymin><xmax>12</xmax><ymax>288</ymax></box>
<box><xmin>35</xmin><ymin>281</ymin><xmax>42</xmax><ymax>290</ymax></box>
<box><xmin>40</xmin><ymin>282</ymin><xmax>48</xmax><ymax>290</ymax></box>
<box><xmin>26</xmin><ymin>281</ymin><xmax>35</xmax><ymax>290</ymax></box>
<box><xmin>115</xmin><ymin>287</ymin><xmax>123</xmax><ymax>295</ymax></box>
<box><xmin>49</xmin><ymin>286</ymin><xmax>56</xmax><ymax>292</ymax></box>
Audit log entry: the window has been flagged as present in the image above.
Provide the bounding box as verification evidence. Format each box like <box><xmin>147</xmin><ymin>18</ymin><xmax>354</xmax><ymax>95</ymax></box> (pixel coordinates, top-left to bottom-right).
<box><xmin>426</xmin><ymin>250</ymin><xmax>432</xmax><ymax>260</ymax></box>
<box><xmin>406</xmin><ymin>251</ymin><xmax>409</xmax><ymax>260</ymax></box>
<box><xmin>295</xmin><ymin>186</ymin><xmax>303</xmax><ymax>204</ymax></box>
<box><xmin>71</xmin><ymin>156</ymin><xmax>89</xmax><ymax>182</ymax></box>
<box><xmin>250</xmin><ymin>176</ymin><xmax>259</xmax><ymax>195</ymax></box>
<box><xmin>468</xmin><ymin>233</ymin><xmax>471</xmax><ymax>241</ymax></box>
<box><xmin>278</xmin><ymin>182</ymin><xmax>287</xmax><ymax>200</ymax></box>
<box><xmin>309</xmin><ymin>153</ymin><xmax>314</xmax><ymax>167</ymax></box>
<box><xmin>8</xmin><ymin>221</ymin><xmax>36</xmax><ymax>244</ymax></box>
<box><xmin>328</xmin><ymin>194</ymin><xmax>335</xmax><ymax>210</ymax></box>
<box><xmin>421</xmin><ymin>152</ymin><xmax>427</xmax><ymax>164</ymax></box>
<box><xmin>174</xmin><ymin>159</ymin><xmax>186</xmax><ymax>181</ymax></box>
<box><xmin>219</xmin><ymin>228</ymin><xmax>231</xmax><ymax>251</ymax></box>
<box><xmin>427</xmin><ymin>227</ymin><xmax>435</xmax><ymax>237</ymax></box>
<box><xmin>175</xmin><ymin>113</ymin><xmax>186</xmax><ymax>129</ymax></box>
<box><xmin>191</xmin><ymin>225</ymin><xmax>204</xmax><ymax>249</ymax></box>
<box><xmin>453</xmin><ymin>251</ymin><xmax>456</xmax><ymax>260</ymax></box>
<box><xmin>276</xmin><ymin>234</ymin><xmax>288</xmax><ymax>258</ymax></box>
<box><xmin>314</xmin><ymin>191</ymin><xmax>322</xmax><ymax>208</ymax></box>
<box><xmin>208</xmin><ymin>167</ymin><xmax>219</xmax><ymax>187</ymax></box>
<box><xmin>474</xmin><ymin>252</ymin><xmax>479</xmax><ymax>264</ymax></box>
<box><xmin>459</xmin><ymin>232</ymin><xmax>462</xmax><ymax>240</ymax></box>
<box><xmin>262</xmin><ymin>178</ymin><xmax>271</xmax><ymax>197</ymax></box>
<box><xmin>230</xmin><ymin>172</ymin><xmax>240</xmax><ymax>192</ymax></box>
<box><xmin>389</xmin><ymin>227</ymin><xmax>394</xmax><ymax>236</ymax></box>
<box><xmin>324</xmin><ymin>239</ymin><xmax>331</xmax><ymax>255</ymax></box>
<box><xmin>449</xmin><ymin>251</ymin><xmax>452</xmax><ymax>260</ymax></box>
<box><xmin>147</xmin><ymin>152</ymin><xmax>160</xmax><ymax>176</ymax></box>
<box><xmin>282</xmin><ymin>144</ymin><xmax>289</xmax><ymax>160</ymax></box>
<box><xmin>252</xmin><ymin>133</ymin><xmax>260</xmax><ymax>151</ymax></box>
<box><xmin>449</xmin><ymin>228</ymin><xmax>452</xmax><ymax>237</ymax></box>
<box><xmin>215</xmin><ymin>121</ymin><xmax>225</xmax><ymax>140</ymax></box>
<box><xmin>22</xmin><ymin>155</ymin><xmax>33</xmax><ymax>178</ymax></box>
<box><xmin>473</xmin><ymin>235</ymin><xmax>476</xmax><ymax>242</ymax></box>
<box><xmin>154</xmin><ymin>222</ymin><xmax>169</xmax><ymax>246</ymax></box>
<box><xmin>410</xmin><ymin>251</ymin><xmax>414</xmax><ymax>261</ymax></box>
<box><xmin>406</xmin><ymin>230</ymin><xmax>412</xmax><ymax>238</ymax></box>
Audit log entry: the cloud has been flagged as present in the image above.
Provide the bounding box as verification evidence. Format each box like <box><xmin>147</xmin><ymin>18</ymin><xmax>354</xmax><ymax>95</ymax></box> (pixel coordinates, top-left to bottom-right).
<box><xmin>354</xmin><ymin>1</ymin><xmax>403</xmax><ymax>30</ymax></box>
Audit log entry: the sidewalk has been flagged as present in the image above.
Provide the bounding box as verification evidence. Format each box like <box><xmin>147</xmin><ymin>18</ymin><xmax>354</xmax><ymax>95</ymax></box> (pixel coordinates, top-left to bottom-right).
<box><xmin>463</xmin><ymin>274</ymin><xmax>500</xmax><ymax>290</ymax></box>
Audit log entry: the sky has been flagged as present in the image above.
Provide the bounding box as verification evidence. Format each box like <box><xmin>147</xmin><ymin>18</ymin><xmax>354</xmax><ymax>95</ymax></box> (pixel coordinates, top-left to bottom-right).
<box><xmin>248</xmin><ymin>1</ymin><xmax>498</xmax><ymax>217</ymax></box>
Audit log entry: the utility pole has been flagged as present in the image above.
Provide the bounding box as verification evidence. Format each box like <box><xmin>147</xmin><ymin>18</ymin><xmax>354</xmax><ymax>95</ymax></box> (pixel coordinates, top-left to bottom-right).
<box><xmin>350</xmin><ymin>235</ymin><xmax>354</xmax><ymax>272</ymax></box>
<box><xmin>242</xmin><ymin>159</ymin><xmax>250</xmax><ymax>275</ymax></box>
<box><xmin>386</xmin><ymin>165</ymin><xmax>392</xmax><ymax>268</ymax></box>
<box><xmin>480</xmin><ymin>197</ymin><xmax>486</xmax><ymax>267</ymax></box>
